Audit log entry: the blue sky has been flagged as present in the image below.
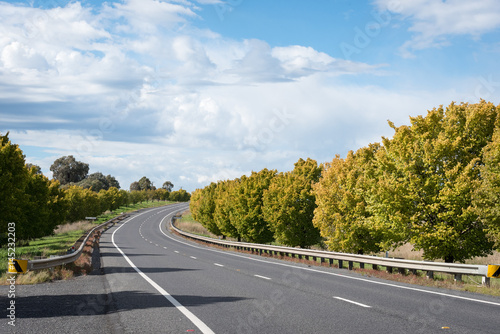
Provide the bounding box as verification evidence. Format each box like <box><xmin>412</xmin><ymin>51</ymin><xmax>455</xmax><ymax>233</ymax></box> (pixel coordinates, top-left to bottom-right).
<box><xmin>1</xmin><ymin>0</ymin><xmax>500</xmax><ymax>191</ymax></box>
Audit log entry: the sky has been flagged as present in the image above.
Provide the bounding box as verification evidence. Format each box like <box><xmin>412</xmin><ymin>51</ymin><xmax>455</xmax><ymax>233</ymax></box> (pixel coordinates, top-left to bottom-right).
<box><xmin>1</xmin><ymin>0</ymin><xmax>500</xmax><ymax>192</ymax></box>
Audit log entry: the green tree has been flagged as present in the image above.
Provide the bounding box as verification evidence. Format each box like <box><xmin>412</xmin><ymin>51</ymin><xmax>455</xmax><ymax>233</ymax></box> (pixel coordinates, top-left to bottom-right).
<box><xmin>130</xmin><ymin>181</ymin><xmax>141</xmax><ymax>191</ymax></box>
<box><xmin>264</xmin><ymin>158</ymin><xmax>322</xmax><ymax>248</ymax></box>
<box><xmin>139</xmin><ymin>176</ymin><xmax>155</xmax><ymax>190</ymax></box>
<box><xmin>313</xmin><ymin>146</ymin><xmax>385</xmax><ymax>254</ymax></box>
<box><xmin>162</xmin><ymin>181</ymin><xmax>174</xmax><ymax>192</ymax></box>
<box><xmin>0</xmin><ymin>132</ymin><xmax>29</xmax><ymax>241</ymax></box>
<box><xmin>170</xmin><ymin>188</ymin><xmax>190</xmax><ymax>202</ymax></box>
<box><xmin>231</xmin><ymin>169</ymin><xmax>276</xmax><ymax>243</ymax></box>
<box><xmin>64</xmin><ymin>186</ymin><xmax>100</xmax><ymax>222</ymax></box>
<box><xmin>106</xmin><ymin>174</ymin><xmax>120</xmax><ymax>189</ymax></box>
<box><xmin>193</xmin><ymin>183</ymin><xmax>221</xmax><ymax>235</ymax></box>
<box><xmin>21</xmin><ymin>167</ymin><xmax>68</xmax><ymax>239</ymax></box>
<box><xmin>213</xmin><ymin>180</ymin><xmax>241</xmax><ymax>240</ymax></box>
<box><xmin>474</xmin><ymin>112</ymin><xmax>500</xmax><ymax>249</ymax></box>
<box><xmin>372</xmin><ymin>101</ymin><xmax>497</xmax><ymax>262</ymax></box>
<box><xmin>78</xmin><ymin>172</ymin><xmax>110</xmax><ymax>192</ymax></box>
<box><xmin>50</xmin><ymin>155</ymin><xmax>89</xmax><ymax>185</ymax></box>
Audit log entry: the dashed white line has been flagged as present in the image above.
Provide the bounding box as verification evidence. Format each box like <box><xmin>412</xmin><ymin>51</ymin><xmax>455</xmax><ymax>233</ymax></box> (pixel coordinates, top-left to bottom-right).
<box><xmin>254</xmin><ymin>275</ymin><xmax>271</xmax><ymax>280</ymax></box>
<box><xmin>214</xmin><ymin>263</ymin><xmax>224</xmax><ymax>267</ymax></box>
<box><xmin>190</xmin><ymin>256</ymin><xmax>197</xmax><ymax>260</ymax></box>
<box><xmin>174</xmin><ymin>251</ymin><xmax>179</xmax><ymax>254</ymax></box>
<box><xmin>112</xmin><ymin>208</ymin><xmax>215</xmax><ymax>334</ymax></box>
<box><xmin>163</xmin><ymin>247</ymin><xmax>168</xmax><ymax>249</ymax></box>
<box><xmin>334</xmin><ymin>297</ymin><xmax>371</xmax><ymax>308</ymax></box>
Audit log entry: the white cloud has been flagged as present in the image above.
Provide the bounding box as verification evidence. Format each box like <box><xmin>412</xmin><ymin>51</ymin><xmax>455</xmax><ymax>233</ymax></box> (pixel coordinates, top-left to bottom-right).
<box><xmin>1</xmin><ymin>0</ymin><xmax>485</xmax><ymax>192</ymax></box>
<box><xmin>375</xmin><ymin>0</ymin><xmax>500</xmax><ymax>57</ymax></box>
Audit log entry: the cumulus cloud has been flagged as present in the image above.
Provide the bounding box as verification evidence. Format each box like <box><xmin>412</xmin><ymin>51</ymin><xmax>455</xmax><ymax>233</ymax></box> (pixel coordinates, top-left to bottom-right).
<box><xmin>375</xmin><ymin>0</ymin><xmax>500</xmax><ymax>57</ymax></box>
<box><xmin>0</xmin><ymin>0</ymin><xmax>477</xmax><ymax>191</ymax></box>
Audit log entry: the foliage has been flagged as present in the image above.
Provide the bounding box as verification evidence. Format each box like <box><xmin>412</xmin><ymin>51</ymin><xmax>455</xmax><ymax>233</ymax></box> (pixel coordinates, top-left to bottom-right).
<box><xmin>50</xmin><ymin>155</ymin><xmax>89</xmax><ymax>185</ymax></box>
<box><xmin>162</xmin><ymin>181</ymin><xmax>174</xmax><ymax>192</ymax></box>
<box><xmin>0</xmin><ymin>133</ymin><xmax>68</xmax><ymax>241</ymax></box>
<box><xmin>371</xmin><ymin>101</ymin><xmax>498</xmax><ymax>262</ymax></box>
<box><xmin>189</xmin><ymin>101</ymin><xmax>500</xmax><ymax>263</ymax></box>
<box><xmin>474</xmin><ymin>112</ymin><xmax>500</xmax><ymax>250</ymax></box>
<box><xmin>264</xmin><ymin>158</ymin><xmax>322</xmax><ymax>248</ymax></box>
<box><xmin>169</xmin><ymin>188</ymin><xmax>191</xmax><ymax>202</ymax></box>
<box><xmin>77</xmin><ymin>172</ymin><xmax>120</xmax><ymax>192</ymax></box>
<box><xmin>313</xmin><ymin>147</ymin><xmax>386</xmax><ymax>254</ymax></box>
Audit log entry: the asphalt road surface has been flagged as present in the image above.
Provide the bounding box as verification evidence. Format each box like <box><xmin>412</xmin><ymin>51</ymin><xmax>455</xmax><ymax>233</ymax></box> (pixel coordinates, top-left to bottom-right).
<box><xmin>2</xmin><ymin>203</ymin><xmax>500</xmax><ymax>333</ymax></box>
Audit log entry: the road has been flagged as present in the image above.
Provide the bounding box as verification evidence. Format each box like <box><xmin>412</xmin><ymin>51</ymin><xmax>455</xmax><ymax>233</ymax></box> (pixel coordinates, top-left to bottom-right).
<box><xmin>3</xmin><ymin>203</ymin><xmax>500</xmax><ymax>333</ymax></box>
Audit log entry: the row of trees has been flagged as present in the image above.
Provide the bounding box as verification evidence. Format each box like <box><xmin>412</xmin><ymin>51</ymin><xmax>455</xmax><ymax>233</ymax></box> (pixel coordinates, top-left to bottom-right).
<box><xmin>191</xmin><ymin>101</ymin><xmax>500</xmax><ymax>263</ymax></box>
<box><xmin>190</xmin><ymin>158</ymin><xmax>323</xmax><ymax>248</ymax></box>
<box><xmin>0</xmin><ymin>133</ymin><xmax>190</xmax><ymax>243</ymax></box>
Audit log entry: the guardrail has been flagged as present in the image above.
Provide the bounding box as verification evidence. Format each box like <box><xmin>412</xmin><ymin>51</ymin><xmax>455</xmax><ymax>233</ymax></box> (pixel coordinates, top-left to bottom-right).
<box><xmin>169</xmin><ymin>215</ymin><xmax>494</xmax><ymax>286</ymax></box>
<box><xmin>27</xmin><ymin>214</ymin><xmax>128</xmax><ymax>271</ymax></box>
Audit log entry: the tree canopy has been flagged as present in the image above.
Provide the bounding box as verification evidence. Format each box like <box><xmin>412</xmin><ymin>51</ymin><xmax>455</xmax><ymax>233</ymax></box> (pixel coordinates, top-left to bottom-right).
<box><xmin>50</xmin><ymin>155</ymin><xmax>89</xmax><ymax>185</ymax></box>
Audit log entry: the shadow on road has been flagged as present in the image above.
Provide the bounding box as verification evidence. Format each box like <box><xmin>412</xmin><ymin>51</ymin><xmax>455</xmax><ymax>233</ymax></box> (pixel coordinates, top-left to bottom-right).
<box><xmin>13</xmin><ymin>290</ymin><xmax>250</xmax><ymax>318</ymax></box>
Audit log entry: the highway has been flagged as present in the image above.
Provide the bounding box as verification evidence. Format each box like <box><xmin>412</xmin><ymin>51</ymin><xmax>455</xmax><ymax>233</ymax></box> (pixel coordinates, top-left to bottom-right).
<box><xmin>2</xmin><ymin>203</ymin><xmax>500</xmax><ymax>333</ymax></box>
<box><xmin>101</xmin><ymin>204</ymin><xmax>500</xmax><ymax>333</ymax></box>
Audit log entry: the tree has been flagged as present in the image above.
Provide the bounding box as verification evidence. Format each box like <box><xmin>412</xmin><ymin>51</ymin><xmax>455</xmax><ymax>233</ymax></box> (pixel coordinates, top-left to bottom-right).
<box><xmin>474</xmin><ymin>112</ymin><xmax>500</xmax><ymax>249</ymax></box>
<box><xmin>372</xmin><ymin>101</ymin><xmax>497</xmax><ymax>262</ymax></box>
<box><xmin>192</xmin><ymin>183</ymin><xmax>221</xmax><ymax>235</ymax></box>
<box><xmin>50</xmin><ymin>155</ymin><xmax>89</xmax><ymax>185</ymax></box>
<box><xmin>130</xmin><ymin>181</ymin><xmax>141</xmax><ymax>191</ymax></box>
<box><xmin>0</xmin><ymin>132</ymin><xmax>29</xmax><ymax>242</ymax></box>
<box><xmin>264</xmin><ymin>158</ymin><xmax>322</xmax><ymax>248</ymax></box>
<box><xmin>162</xmin><ymin>181</ymin><xmax>174</xmax><ymax>192</ymax></box>
<box><xmin>170</xmin><ymin>188</ymin><xmax>190</xmax><ymax>202</ymax></box>
<box><xmin>64</xmin><ymin>186</ymin><xmax>100</xmax><ymax>222</ymax></box>
<box><xmin>106</xmin><ymin>174</ymin><xmax>120</xmax><ymax>189</ymax></box>
<box><xmin>21</xmin><ymin>168</ymin><xmax>68</xmax><ymax>239</ymax></box>
<box><xmin>139</xmin><ymin>176</ymin><xmax>155</xmax><ymax>190</ymax></box>
<box><xmin>231</xmin><ymin>169</ymin><xmax>276</xmax><ymax>243</ymax></box>
<box><xmin>313</xmin><ymin>146</ymin><xmax>386</xmax><ymax>254</ymax></box>
<box><xmin>78</xmin><ymin>172</ymin><xmax>109</xmax><ymax>192</ymax></box>
<box><xmin>213</xmin><ymin>180</ymin><xmax>240</xmax><ymax>240</ymax></box>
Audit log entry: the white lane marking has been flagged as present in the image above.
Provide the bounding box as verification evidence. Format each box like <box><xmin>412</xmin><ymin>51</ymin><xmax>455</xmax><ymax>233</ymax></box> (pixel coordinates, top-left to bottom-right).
<box><xmin>163</xmin><ymin>247</ymin><xmax>168</xmax><ymax>249</ymax></box>
<box><xmin>254</xmin><ymin>275</ymin><xmax>271</xmax><ymax>280</ymax></box>
<box><xmin>158</xmin><ymin>214</ymin><xmax>500</xmax><ymax>308</ymax></box>
<box><xmin>190</xmin><ymin>256</ymin><xmax>197</xmax><ymax>260</ymax></box>
<box><xmin>155</xmin><ymin>244</ymin><xmax>159</xmax><ymax>247</ymax></box>
<box><xmin>214</xmin><ymin>263</ymin><xmax>224</xmax><ymax>267</ymax></box>
<box><xmin>174</xmin><ymin>251</ymin><xmax>180</xmax><ymax>254</ymax></box>
<box><xmin>334</xmin><ymin>297</ymin><xmax>371</xmax><ymax>308</ymax></box>
<box><xmin>112</xmin><ymin>207</ymin><xmax>214</xmax><ymax>334</ymax></box>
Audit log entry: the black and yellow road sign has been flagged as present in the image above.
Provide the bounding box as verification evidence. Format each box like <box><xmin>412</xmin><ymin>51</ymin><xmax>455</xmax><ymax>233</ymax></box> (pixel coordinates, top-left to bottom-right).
<box><xmin>8</xmin><ymin>259</ymin><xmax>28</xmax><ymax>274</ymax></box>
<box><xmin>487</xmin><ymin>265</ymin><xmax>500</xmax><ymax>278</ymax></box>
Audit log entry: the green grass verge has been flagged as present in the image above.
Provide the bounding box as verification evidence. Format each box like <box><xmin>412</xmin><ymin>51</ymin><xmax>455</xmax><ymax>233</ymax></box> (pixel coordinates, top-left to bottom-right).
<box><xmin>1</xmin><ymin>200</ymin><xmax>175</xmax><ymax>275</ymax></box>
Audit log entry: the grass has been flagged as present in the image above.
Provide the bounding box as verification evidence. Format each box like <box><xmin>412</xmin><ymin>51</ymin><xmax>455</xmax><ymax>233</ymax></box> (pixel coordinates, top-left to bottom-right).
<box><xmin>1</xmin><ymin>200</ymin><xmax>175</xmax><ymax>284</ymax></box>
<box><xmin>174</xmin><ymin>211</ymin><xmax>219</xmax><ymax>238</ymax></box>
<box><xmin>174</xmin><ymin>210</ymin><xmax>500</xmax><ymax>297</ymax></box>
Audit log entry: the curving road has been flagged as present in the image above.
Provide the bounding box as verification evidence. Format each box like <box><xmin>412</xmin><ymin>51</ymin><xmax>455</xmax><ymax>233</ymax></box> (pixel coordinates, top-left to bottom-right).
<box><xmin>2</xmin><ymin>203</ymin><xmax>500</xmax><ymax>333</ymax></box>
<box><xmin>102</xmin><ymin>204</ymin><xmax>500</xmax><ymax>333</ymax></box>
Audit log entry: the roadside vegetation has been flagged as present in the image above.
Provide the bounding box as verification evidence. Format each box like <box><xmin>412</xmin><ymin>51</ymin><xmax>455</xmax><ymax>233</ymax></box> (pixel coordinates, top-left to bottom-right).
<box><xmin>176</xmin><ymin>210</ymin><xmax>500</xmax><ymax>297</ymax></box>
<box><xmin>0</xmin><ymin>200</ymin><xmax>174</xmax><ymax>284</ymax></box>
<box><xmin>191</xmin><ymin>101</ymin><xmax>500</xmax><ymax>264</ymax></box>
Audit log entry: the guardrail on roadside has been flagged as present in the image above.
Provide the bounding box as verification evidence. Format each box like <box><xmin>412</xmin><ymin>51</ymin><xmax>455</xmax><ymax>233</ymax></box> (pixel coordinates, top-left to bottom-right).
<box><xmin>169</xmin><ymin>215</ymin><xmax>496</xmax><ymax>286</ymax></box>
<box><xmin>27</xmin><ymin>214</ymin><xmax>128</xmax><ymax>271</ymax></box>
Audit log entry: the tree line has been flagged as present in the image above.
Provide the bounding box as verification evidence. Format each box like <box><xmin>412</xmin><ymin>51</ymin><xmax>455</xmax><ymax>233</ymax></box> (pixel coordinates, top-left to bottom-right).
<box><xmin>0</xmin><ymin>134</ymin><xmax>190</xmax><ymax>243</ymax></box>
<box><xmin>190</xmin><ymin>101</ymin><xmax>500</xmax><ymax>263</ymax></box>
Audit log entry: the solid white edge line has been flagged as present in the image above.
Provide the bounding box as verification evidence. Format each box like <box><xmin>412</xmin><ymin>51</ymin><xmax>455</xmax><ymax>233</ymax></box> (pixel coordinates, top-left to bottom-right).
<box><xmin>159</xmin><ymin>213</ymin><xmax>500</xmax><ymax>308</ymax></box>
<box><xmin>112</xmin><ymin>206</ymin><xmax>215</xmax><ymax>334</ymax></box>
<box><xmin>334</xmin><ymin>296</ymin><xmax>371</xmax><ymax>308</ymax></box>
<box><xmin>254</xmin><ymin>275</ymin><xmax>272</xmax><ymax>280</ymax></box>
